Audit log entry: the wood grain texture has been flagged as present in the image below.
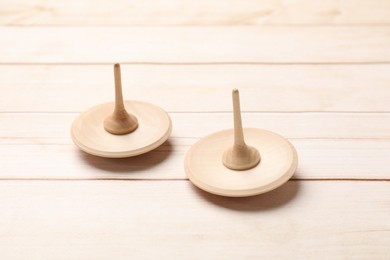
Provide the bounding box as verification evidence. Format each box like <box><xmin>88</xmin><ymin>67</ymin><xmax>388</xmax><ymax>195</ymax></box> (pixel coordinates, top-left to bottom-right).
<box><xmin>1</xmin><ymin>64</ymin><xmax>390</xmax><ymax>112</ymax></box>
<box><xmin>2</xmin><ymin>113</ymin><xmax>388</xmax><ymax>180</ymax></box>
<box><xmin>2</xmin><ymin>113</ymin><xmax>389</xmax><ymax>144</ymax></box>
<box><xmin>1</xmin><ymin>0</ymin><xmax>389</xmax><ymax>257</ymax></box>
<box><xmin>1</xmin><ymin>26</ymin><xmax>390</xmax><ymax>63</ymax></box>
<box><xmin>0</xmin><ymin>181</ymin><xmax>389</xmax><ymax>259</ymax></box>
<box><xmin>2</xmin><ymin>0</ymin><xmax>390</xmax><ymax>26</ymax></box>
<box><xmin>1</xmin><ymin>139</ymin><xmax>389</xmax><ymax>180</ymax></box>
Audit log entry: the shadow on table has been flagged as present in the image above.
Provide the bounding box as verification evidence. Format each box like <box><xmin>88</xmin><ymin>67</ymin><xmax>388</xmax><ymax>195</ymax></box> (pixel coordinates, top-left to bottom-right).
<box><xmin>77</xmin><ymin>139</ymin><xmax>174</xmax><ymax>173</ymax></box>
<box><xmin>191</xmin><ymin>179</ymin><xmax>301</xmax><ymax>211</ymax></box>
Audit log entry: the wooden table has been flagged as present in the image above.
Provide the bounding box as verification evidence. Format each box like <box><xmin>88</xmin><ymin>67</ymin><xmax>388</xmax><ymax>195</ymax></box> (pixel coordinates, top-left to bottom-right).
<box><xmin>1</xmin><ymin>0</ymin><xmax>390</xmax><ymax>259</ymax></box>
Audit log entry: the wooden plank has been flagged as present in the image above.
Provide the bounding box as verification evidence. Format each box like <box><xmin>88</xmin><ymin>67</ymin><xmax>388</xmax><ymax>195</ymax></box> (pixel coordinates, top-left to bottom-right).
<box><xmin>1</xmin><ymin>139</ymin><xmax>389</xmax><ymax>180</ymax></box>
<box><xmin>1</xmin><ymin>113</ymin><xmax>390</xmax><ymax>143</ymax></box>
<box><xmin>1</xmin><ymin>113</ymin><xmax>389</xmax><ymax>179</ymax></box>
<box><xmin>1</xmin><ymin>64</ymin><xmax>390</xmax><ymax>112</ymax></box>
<box><xmin>0</xmin><ymin>181</ymin><xmax>389</xmax><ymax>259</ymax></box>
<box><xmin>2</xmin><ymin>0</ymin><xmax>390</xmax><ymax>26</ymax></box>
<box><xmin>1</xmin><ymin>27</ymin><xmax>390</xmax><ymax>63</ymax></box>
<box><xmin>1</xmin><ymin>113</ymin><xmax>390</xmax><ymax>180</ymax></box>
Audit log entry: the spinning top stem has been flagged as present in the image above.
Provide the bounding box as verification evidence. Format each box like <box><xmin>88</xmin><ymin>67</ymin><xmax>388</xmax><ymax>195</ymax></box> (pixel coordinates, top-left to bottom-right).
<box><xmin>232</xmin><ymin>89</ymin><xmax>245</xmax><ymax>147</ymax></box>
<box><xmin>104</xmin><ymin>63</ymin><xmax>138</xmax><ymax>135</ymax></box>
<box><xmin>222</xmin><ymin>89</ymin><xmax>260</xmax><ymax>170</ymax></box>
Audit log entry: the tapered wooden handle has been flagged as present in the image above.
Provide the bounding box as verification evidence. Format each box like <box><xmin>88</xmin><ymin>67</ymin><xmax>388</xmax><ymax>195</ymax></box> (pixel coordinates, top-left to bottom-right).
<box><xmin>104</xmin><ymin>63</ymin><xmax>138</xmax><ymax>135</ymax></box>
<box><xmin>222</xmin><ymin>89</ymin><xmax>260</xmax><ymax>170</ymax></box>
<box><xmin>114</xmin><ymin>63</ymin><xmax>125</xmax><ymax>112</ymax></box>
<box><xmin>232</xmin><ymin>89</ymin><xmax>246</xmax><ymax>147</ymax></box>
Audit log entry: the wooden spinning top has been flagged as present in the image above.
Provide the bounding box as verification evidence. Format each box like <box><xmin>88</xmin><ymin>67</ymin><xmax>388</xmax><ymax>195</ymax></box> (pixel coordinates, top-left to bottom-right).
<box><xmin>71</xmin><ymin>64</ymin><xmax>172</xmax><ymax>158</ymax></box>
<box><xmin>185</xmin><ymin>89</ymin><xmax>298</xmax><ymax>197</ymax></box>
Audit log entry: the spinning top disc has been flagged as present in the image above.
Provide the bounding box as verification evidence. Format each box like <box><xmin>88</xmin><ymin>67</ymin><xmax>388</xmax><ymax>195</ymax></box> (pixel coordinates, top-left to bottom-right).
<box><xmin>185</xmin><ymin>128</ymin><xmax>297</xmax><ymax>197</ymax></box>
<box><xmin>71</xmin><ymin>64</ymin><xmax>172</xmax><ymax>158</ymax></box>
<box><xmin>71</xmin><ymin>101</ymin><xmax>172</xmax><ymax>158</ymax></box>
<box><xmin>185</xmin><ymin>89</ymin><xmax>298</xmax><ymax>197</ymax></box>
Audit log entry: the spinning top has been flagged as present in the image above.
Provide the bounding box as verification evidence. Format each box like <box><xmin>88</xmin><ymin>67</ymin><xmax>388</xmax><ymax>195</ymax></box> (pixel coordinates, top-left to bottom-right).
<box><xmin>185</xmin><ymin>89</ymin><xmax>298</xmax><ymax>197</ymax></box>
<box><xmin>71</xmin><ymin>64</ymin><xmax>172</xmax><ymax>158</ymax></box>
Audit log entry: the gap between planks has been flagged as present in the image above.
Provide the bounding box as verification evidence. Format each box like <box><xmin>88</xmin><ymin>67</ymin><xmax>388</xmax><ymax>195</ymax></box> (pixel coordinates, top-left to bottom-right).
<box><xmin>0</xmin><ymin>178</ymin><xmax>387</xmax><ymax>182</ymax></box>
<box><xmin>2</xmin><ymin>111</ymin><xmax>390</xmax><ymax>114</ymax></box>
<box><xmin>2</xmin><ymin>62</ymin><xmax>390</xmax><ymax>65</ymax></box>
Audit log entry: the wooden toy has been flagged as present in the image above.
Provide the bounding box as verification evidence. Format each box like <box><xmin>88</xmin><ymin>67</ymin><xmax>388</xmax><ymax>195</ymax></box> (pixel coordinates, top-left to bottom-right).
<box><xmin>71</xmin><ymin>64</ymin><xmax>172</xmax><ymax>158</ymax></box>
<box><xmin>185</xmin><ymin>89</ymin><xmax>298</xmax><ymax>197</ymax></box>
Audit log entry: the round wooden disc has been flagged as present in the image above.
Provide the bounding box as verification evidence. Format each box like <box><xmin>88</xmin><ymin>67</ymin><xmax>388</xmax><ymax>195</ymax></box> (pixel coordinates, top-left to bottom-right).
<box><xmin>185</xmin><ymin>128</ymin><xmax>298</xmax><ymax>197</ymax></box>
<box><xmin>71</xmin><ymin>101</ymin><xmax>172</xmax><ymax>158</ymax></box>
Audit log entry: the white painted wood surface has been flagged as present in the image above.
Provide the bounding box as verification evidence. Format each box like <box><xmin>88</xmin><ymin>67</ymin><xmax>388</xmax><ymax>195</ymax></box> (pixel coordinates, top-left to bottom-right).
<box><xmin>1</xmin><ymin>0</ymin><xmax>389</xmax><ymax>258</ymax></box>
<box><xmin>1</xmin><ymin>0</ymin><xmax>390</xmax><ymax>25</ymax></box>
<box><xmin>1</xmin><ymin>65</ymin><xmax>390</xmax><ymax>112</ymax></box>
<box><xmin>0</xmin><ymin>181</ymin><xmax>389</xmax><ymax>259</ymax></box>
<box><xmin>1</xmin><ymin>27</ymin><xmax>390</xmax><ymax>63</ymax></box>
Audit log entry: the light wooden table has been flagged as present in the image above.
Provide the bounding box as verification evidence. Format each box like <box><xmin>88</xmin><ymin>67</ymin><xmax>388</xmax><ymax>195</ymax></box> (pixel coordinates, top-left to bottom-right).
<box><xmin>1</xmin><ymin>0</ymin><xmax>390</xmax><ymax>259</ymax></box>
